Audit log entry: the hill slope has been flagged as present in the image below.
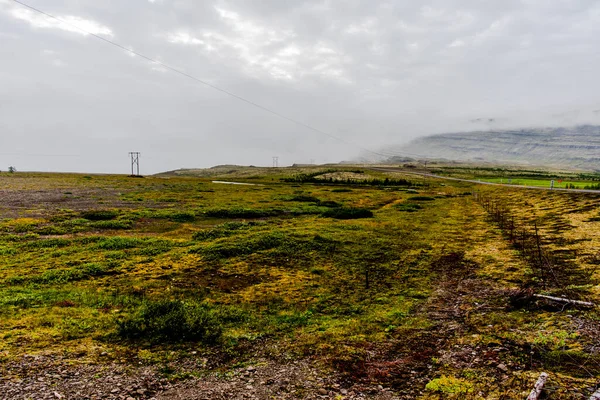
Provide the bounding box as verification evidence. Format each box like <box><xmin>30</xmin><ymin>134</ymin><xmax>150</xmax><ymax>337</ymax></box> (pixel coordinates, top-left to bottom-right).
<box><xmin>394</xmin><ymin>125</ymin><xmax>600</xmax><ymax>170</ymax></box>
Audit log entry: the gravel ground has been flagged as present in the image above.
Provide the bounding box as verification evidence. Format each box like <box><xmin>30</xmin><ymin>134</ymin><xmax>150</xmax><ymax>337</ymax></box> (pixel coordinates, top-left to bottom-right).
<box><xmin>0</xmin><ymin>354</ymin><xmax>400</xmax><ymax>400</ymax></box>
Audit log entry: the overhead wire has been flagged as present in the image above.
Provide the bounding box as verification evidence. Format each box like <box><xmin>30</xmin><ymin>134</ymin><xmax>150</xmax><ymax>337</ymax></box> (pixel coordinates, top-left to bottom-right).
<box><xmin>9</xmin><ymin>0</ymin><xmax>424</xmax><ymax>160</ymax></box>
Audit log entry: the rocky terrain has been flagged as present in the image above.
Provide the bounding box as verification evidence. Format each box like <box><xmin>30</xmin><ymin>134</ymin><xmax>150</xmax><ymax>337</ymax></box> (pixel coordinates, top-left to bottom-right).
<box><xmin>391</xmin><ymin>125</ymin><xmax>600</xmax><ymax>170</ymax></box>
<box><xmin>0</xmin><ymin>354</ymin><xmax>397</xmax><ymax>400</ymax></box>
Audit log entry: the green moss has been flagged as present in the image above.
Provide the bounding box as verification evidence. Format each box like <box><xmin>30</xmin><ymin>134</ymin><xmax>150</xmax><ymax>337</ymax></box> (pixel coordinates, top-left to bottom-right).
<box><xmin>425</xmin><ymin>375</ymin><xmax>474</xmax><ymax>394</ymax></box>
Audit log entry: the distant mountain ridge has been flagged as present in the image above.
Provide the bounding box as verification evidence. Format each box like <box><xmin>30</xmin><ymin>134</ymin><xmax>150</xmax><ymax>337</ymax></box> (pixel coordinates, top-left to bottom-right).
<box><xmin>393</xmin><ymin>125</ymin><xmax>600</xmax><ymax>170</ymax></box>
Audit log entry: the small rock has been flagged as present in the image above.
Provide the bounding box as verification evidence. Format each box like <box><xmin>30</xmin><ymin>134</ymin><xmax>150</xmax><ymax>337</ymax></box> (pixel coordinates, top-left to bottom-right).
<box><xmin>497</xmin><ymin>363</ymin><xmax>508</xmax><ymax>372</ymax></box>
<box><xmin>318</xmin><ymin>388</ymin><xmax>328</xmax><ymax>395</ymax></box>
<box><xmin>54</xmin><ymin>392</ymin><xmax>63</xmax><ymax>399</ymax></box>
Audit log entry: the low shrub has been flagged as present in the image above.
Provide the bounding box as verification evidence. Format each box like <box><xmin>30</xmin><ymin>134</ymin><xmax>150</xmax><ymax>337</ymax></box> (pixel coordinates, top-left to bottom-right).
<box><xmin>286</xmin><ymin>195</ymin><xmax>321</xmax><ymax>203</ymax></box>
<box><xmin>318</xmin><ymin>200</ymin><xmax>342</xmax><ymax>208</ymax></box>
<box><xmin>169</xmin><ymin>211</ymin><xmax>196</xmax><ymax>222</ymax></box>
<box><xmin>12</xmin><ymin>262</ymin><xmax>118</xmax><ymax>285</ymax></box>
<box><xmin>396</xmin><ymin>203</ymin><xmax>424</xmax><ymax>212</ymax></box>
<box><xmin>204</xmin><ymin>208</ymin><xmax>282</xmax><ymax>219</ymax></box>
<box><xmin>36</xmin><ymin>226</ymin><xmax>69</xmax><ymax>235</ymax></box>
<box><xmin>408</xmin><ymin>196</ymin><xmax>436</xmax><ymax>201</ymax></box>
<box><xmin>81</xmin><ymin>210</ymin><xmax>119</xmax><ymax>221</ymax></box>
<box><xmin>193</xmin><ymin>232</ymin><xmax>337</xmax><ymax>260</ymax></box>
<box><xmin>199</xmin><ymin>232</ymin><xmax>285</xmax><ymax>259</ymax></box>
<box><xmin>95</xmin><ymin>237</ymin><xmax>143</xmax><ymax>250</ymax></box>
<box><xmin>321</xmin><ymin>207</ymin><xmax>373</xmax><ymax>219</ymax></box>
<box><xmin>117</xmin><ymin>299</ymin><xmax>223</xmax><ymax>344</ymax></box>
<box><xmin>193</xmin><ymin>221</ymin><xmax>263</xmax><ymax>241</ymax></box>
<box><xmin>90</xmin><ymin>220</ymin><xmax>133</xmax><ymax>230</ymax></box>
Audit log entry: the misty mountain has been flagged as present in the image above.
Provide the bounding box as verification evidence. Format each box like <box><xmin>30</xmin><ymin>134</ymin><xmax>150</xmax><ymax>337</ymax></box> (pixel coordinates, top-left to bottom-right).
<box><xmin>391</xmin><ymin>125</ymin><xmax>600</xmax><ymax>170</ymax></box>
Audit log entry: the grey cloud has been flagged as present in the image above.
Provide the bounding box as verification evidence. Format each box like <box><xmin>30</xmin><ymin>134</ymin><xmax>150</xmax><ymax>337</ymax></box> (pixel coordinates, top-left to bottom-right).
<box><xmin>1</xmin><ymin>0</ymin><xmax>599</xmax><ymax>173</ymax></box>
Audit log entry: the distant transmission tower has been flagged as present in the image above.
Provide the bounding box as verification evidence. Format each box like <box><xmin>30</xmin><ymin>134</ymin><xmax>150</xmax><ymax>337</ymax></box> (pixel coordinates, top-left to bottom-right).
<box><xmin>272</xmin><ymin>156</ymin><xmax>279</xmax><ymax>168</ymax></box>
<box><xmin>129</xmin><ymin>152</ymin><xmax>140</xmax><ymax>176</ymax></box>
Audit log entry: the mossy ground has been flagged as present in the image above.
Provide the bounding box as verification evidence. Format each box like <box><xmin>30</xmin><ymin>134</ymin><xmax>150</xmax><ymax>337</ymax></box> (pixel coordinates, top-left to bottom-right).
<box><xmin>0</xmin><ymin>167</ymin><xmax>599</xmax><ymax>398</ymax></box>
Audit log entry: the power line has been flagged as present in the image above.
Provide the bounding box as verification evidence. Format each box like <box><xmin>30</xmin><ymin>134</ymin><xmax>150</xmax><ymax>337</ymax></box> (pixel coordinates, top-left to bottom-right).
<box><xmin>9</xmin><ymin>0</ymin><xmax>409</xmax><ymax>159</ymax></box>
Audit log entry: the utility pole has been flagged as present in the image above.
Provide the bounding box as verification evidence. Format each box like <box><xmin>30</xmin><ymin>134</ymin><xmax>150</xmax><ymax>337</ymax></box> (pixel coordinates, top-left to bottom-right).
<box><xmin>129</xmin><ymin>152</ymin><xmax>140</xmax><ymax>176</ymax></box>
<box><xmin>272</xmin><ymin>156</ymin><xmax>279</xmax><ymax>168</ymax></box>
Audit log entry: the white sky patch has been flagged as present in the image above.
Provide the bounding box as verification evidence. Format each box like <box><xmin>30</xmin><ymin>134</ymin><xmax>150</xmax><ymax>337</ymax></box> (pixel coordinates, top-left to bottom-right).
<box><xmin>472</xmin><ymin>16</ymin><xmax>512</xmax><ymax>45</ymax></box>
<box><xmin>40</xmin><ymin>48</ymin><xmax>65</xmax><ymax>67</ymax></box>
<box><xmin>345</xmin><ymin>18</ymin><xmax>377</xmax><ymax>35</ymax></box>
<box><xmin>9</xmin><ymin>7</ymin><xmax>113</xmax><ymax>37</ymax></box>
<box><xmin>278</xmin><ymin>45</ymin><xmax>301</xmax><ymax>57</ymax></box>
<box><xmin>168</xmin><ymin>32</ymin><xmax>204</xmax><ymax>46</ymax></box>
<box><xmin>407</xmin><ymin>42</ymin><xmax>420</xmax><ymax>51</ymax></box>
<box><xmin>449</xmin><ymin>39</ymin><xmax>465</xmax><ymax>48</ymax></box>
<box><xmin>51</xmin><ymin>59</ymin><xmax>67</xmax><ymax>67</ymax></box>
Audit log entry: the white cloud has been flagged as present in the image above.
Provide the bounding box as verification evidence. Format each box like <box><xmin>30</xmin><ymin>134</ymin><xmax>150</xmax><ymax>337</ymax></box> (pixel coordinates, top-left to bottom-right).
<box><xmin>167</xmin><ymin>32</ymin><xmax>204</xmax><ymax>46</ymax></box>
<box><xmin>164</xmin><ymin>6</ymin><xmax>353</xmax><ymax>83</ymax></box>
<box><xmin>345</xmin><ymin>18</ymin><xmax>377</xmax><ymax>35</ymax></box>
<box><xmin>9</xmin><ymin>7</ymin><xmax>113</xmax><ymax>37</ymax></box>
<box><xmin>449</xmin><ymin>39</ymin><xmax>465</xmax><ymax>48</ymax></box>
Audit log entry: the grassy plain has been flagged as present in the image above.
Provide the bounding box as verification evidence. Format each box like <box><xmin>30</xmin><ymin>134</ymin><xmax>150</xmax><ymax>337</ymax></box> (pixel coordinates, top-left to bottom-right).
<box><xmin>429</xmin><ymin>164</ymin><xmax>600</xmax><ymax>189</ymax></box>
<box><xmin>1</xmin><ymin>166</ymin><xmax>599</xmax><ymax>398</ymax></box>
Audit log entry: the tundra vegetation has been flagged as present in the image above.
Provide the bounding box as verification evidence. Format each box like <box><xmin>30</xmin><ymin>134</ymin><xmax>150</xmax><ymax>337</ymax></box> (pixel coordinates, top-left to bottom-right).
<box><xmin>0</xmin><ymin>166</ymin><xmax>599</xmax><ymax>399</ymax></box>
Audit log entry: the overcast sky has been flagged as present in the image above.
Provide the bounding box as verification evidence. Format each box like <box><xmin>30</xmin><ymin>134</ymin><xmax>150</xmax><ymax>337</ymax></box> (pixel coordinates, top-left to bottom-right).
<box><xmin>1</xmin><ymin>0</ymin><xmax>600</xmax><ymax>173</ymax></box>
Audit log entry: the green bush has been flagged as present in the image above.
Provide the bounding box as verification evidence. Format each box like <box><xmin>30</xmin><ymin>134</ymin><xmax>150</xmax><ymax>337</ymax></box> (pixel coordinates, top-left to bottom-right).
<box><xmin>36</xmin><ymin>226</ymin><xmax>69</xmax><ymax>235</ymax></box>
<box><xmin>198</xmin><ymin>232</ymin><xmax>285</xmax><ymax>259</ymax></box>
<box><xmin>192</xmin><ymin>221</ymin><xmax>262</xmax><ymax>241</ymax></box>
<box><xmin>321</xmin><ymin>207</ymin><xmax>373</xmax><ymax>219</ymax></box>
<box><xmin>95</xmin><ymin>237</ymin><xmax>143</xmax><ymax>250</ymax></box>
<box><xmin>194</xmin><ymin>232</ymin><xmax>337</xmax><ymax>260</ymax></box>
<box><xmin>90</xmin><ymin>220</ymin><xmax>133</xmax><ymax>230</ymax></box>
<box><xmin>133</xmin><ymin>239</ymin><xmax>175</xmax><ymax>256</ymax></box>
<box><xmin>169</xmin><ymin>211</ymin><xmax>196</xmax><ymax>222</ymax></box>
<box><xmin>286</xmin><ymin>195</ymin><xmax>321</xmax><ymax>203</ymax></box>
<box><xmin>81</xmin><ymin>210</ymin><xmax>119</xmax><ymax>221</ymax></box>
<box><xmin>13</xmin><ymin>262</ymin><xmax>118</xmax><ymax>285</ymax></box>
<box><xmin>117</xmin><ymin>300</ymin><xmax>223</xmax><ymax>344</ymax></box>
<box><xmin>396</xmin><ymin>203</ymin><xmax>424</xmax><ymax>212</ymax></box>
<box><xmin>331</xmin><ymin>188</ymin><xmax>352</xmax><ymax>193</ymax></box>
<box><xmin>408</xmin><ymin>196</ymin><xmax>436</xmax><ymax>201</ymax></box>
<box><xmin>205</xmin><ymin>208</ymin><xmax>281</xmax><ymax>219</ymax></box>
<box><xmin>317</xmin><ymin>200</ymin><xmax>342</xmax><ymax>208</ymax></box>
